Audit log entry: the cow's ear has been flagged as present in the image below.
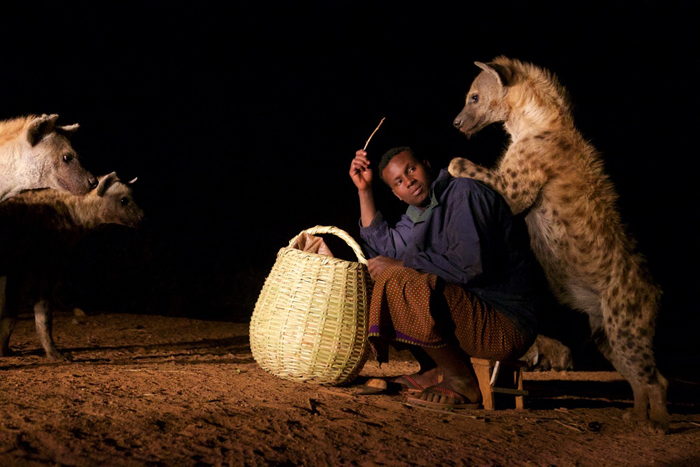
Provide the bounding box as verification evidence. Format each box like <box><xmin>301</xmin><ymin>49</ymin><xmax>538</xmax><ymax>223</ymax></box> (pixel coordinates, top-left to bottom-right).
<box><xmin>26</xmin><ymin>114</ymin><xmax>59</xmax><ymax>146</ymax></box>
<box><xmin>56</xmin><ymin>123</ymin><xmax>80</xmax><ymax>138</ymax></box>
<box><xmin>96</xmin><ymin>172</ymin><xmax>119</xmax><ymax>197</ymax></box>
<box><xmin>475</xmin><ymin>61</ymin><xmax>514</xmax><ymax>87</ymax></box>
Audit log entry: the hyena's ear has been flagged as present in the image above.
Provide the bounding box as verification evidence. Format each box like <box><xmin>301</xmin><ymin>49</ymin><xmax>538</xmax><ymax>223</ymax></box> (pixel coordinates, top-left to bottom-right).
<box><xmin>96</xmin><ymin>172</ymin><xmax>119</xmax><ymax>197</ymax></box>
<box><xmin>475</xmin><ymin>61</ymin><xmax>515</xmax><ymax>88</ymax></box>
<box><xmin>26</xmin><ymin>114</ymin><xmax>60</xmax><ymax>146</ymax></box>
<box><xmin>55</xmin><ymin>123</ymin><xmax>80</xmax><ymax>138</ymax></box>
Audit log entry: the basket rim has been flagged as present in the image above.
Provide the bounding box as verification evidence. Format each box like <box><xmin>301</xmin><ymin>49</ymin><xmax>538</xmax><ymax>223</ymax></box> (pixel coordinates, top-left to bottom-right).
<box><xmin>288</xmin><ymin>225</ymin><xmax>368</xmax><ymax>266</ymax></box>
<box><xmin>275</xmin><ymin>245</ymin><xmax>368</xmax><ymax>270</ymax></box>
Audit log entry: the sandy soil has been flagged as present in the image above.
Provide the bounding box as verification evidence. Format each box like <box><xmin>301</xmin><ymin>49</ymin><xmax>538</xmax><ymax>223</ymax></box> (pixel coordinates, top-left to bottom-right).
<box><xmin>1</xmin><ymin>310</ymin><xmax>698</xmax><ymax>467</ymax></box>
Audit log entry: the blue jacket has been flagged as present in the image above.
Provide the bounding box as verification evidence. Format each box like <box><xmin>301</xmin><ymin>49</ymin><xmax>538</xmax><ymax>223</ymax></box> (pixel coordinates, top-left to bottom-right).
<box><xmin>360</xmin><ymin>169</ymin><xmax>549</xmax><ymax>338</ymax></box>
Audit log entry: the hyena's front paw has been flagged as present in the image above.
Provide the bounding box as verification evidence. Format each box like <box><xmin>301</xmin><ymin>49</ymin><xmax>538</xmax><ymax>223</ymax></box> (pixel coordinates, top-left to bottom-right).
<box><xmin>448</xmin><ymin>157</ymin><xmax>483</xmax><ymax>179</ymax></box>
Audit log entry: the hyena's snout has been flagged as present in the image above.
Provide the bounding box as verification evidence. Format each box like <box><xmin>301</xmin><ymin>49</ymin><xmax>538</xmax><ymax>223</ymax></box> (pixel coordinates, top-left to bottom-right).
<box><xmin>453</xmin><ymin>104</ymin><xmax>498</xmax><ymax>137</ymax></box>
<box><xmin>453</xmin><ymin>113</ymin><xmax>465</xmax><ymax>129</ymax></box>
<box><xmin>452</xmin><ymin>109</ymin><xmax>476</xmax><ymax>136</ymax></box>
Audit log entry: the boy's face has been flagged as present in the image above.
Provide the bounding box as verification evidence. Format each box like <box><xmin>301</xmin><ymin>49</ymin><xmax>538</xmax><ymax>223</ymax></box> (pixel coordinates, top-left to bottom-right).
<box><xmin>382</xmin><ymin>150</ymin><xmax>432</xmax><ymax>208</ymax></box>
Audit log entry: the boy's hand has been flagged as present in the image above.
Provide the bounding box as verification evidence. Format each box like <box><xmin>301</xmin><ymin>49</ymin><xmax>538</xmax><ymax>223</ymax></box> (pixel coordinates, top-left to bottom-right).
<box><xmin>368</xmin><ymin>256</ymin><xmax>403</xmax><ymax>280</ymax></box>
<box><xmin>350</xmin><ymin>150</ymin><xmax>373</xmax><ymax>191</ymax></box>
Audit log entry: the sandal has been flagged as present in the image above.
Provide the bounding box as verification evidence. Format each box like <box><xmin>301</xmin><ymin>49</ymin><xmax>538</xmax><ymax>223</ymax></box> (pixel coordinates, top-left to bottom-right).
<box><xmin>406</xmin><ymin>385</ymin><xmax>481</xmax><ymax>410</ymax></box>
<box><xmin>393</xmin><ymin>375</ymin><xmax>425</xmax><ymax>393</ymax></box>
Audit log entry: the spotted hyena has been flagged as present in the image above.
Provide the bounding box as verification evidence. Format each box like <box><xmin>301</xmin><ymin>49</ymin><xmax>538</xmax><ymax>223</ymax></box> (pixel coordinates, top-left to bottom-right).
<box><xmin>521</xmin><ymin>334</ymin><xmax>573</xmax><ymax>372</ymax></box>
<box><xmin>448</xmin><ymin>56</ymin><xmax>668</xmax><ymax>434</ymax></box>
<box><xmin>0</xmin><ymin>173</ymin><xmax>144</xmax><ymax>360</ymax></box>
<box><xmin>0</xmin><ymin>114</ymin><xmax>96</xmax><ymax>202</ymax></box>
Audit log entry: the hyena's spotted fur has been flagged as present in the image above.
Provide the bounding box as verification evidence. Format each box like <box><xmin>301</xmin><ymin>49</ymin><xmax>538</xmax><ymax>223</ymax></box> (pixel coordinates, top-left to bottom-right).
<box><xmin>0</xmin><ymin>114</ymin><xmax>96</xmax><ymax>202</ymax></box>
<box><xmin>449</xmin><ymin>56</ymin><xmax>668</xmax><ymax>434</ymax></box>
<box><xmin>521</xmin><ymin>334</ymin><xmax>573</xmax><ymax>372</ymax></box>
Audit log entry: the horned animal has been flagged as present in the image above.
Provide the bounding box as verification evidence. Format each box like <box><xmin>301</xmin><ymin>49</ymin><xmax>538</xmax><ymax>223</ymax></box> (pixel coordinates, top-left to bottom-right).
<box><xmin>0</xmin><ymin>114</ymin><xmax>96</xmax><ymax>202</ymax></box>
<box><xmin>448</xmin><ymin>56</ymin><xmax>668</xmax><ymax>434</ymax></box>
<box><xmin>0</xmin><ymin>173</ymin><xmax>144</xmax><ymax>361</ymax></box>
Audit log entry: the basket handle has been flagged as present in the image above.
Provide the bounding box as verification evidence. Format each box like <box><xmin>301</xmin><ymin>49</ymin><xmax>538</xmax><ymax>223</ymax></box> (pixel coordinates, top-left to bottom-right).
<box><xmin>288</xmin><ymin>225</ymin><xmax>368</xmax><ymax>266</ymax></box>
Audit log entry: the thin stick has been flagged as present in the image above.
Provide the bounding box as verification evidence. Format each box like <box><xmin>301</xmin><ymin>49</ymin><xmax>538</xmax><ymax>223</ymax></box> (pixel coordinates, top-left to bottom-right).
<box><xmin>553</xmin><ymin>420</ymin><xmax>585</xmax><ymax>433</ymax></box>
<box><xmin>363</xmin><ymin>117</ymin><xmax>386</xmax><ymax>150</ymax></box>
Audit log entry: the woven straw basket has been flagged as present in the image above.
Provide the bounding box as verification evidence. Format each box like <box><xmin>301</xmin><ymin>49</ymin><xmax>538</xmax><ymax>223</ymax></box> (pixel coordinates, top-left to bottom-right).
<box><xmin>249</xmin><ymin>225</ymin><xmax>372</xmax><ymax>386</ymax></box>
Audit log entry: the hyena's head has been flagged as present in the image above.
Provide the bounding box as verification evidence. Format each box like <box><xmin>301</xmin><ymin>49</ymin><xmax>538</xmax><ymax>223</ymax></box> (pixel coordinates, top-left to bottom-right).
<box><xmin>91</xmin><ymin>172</ymin><xmax>145</xmax><ymax>228</ymax></box>
<box><xmin>453</xmin><ymin>59</ymin><xmax>516</xmax><ymax>137</ymax></box>
<box><xmin>25</xmin><ymin>114</ymin><xmax>98</xmax><ymax>194</ymax></box>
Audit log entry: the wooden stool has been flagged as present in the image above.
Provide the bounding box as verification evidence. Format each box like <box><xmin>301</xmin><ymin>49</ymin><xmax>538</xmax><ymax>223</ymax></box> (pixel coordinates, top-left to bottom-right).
<box><xmin>470</xmin><ymin>358</ymin><xmax>528</xmax><ymax>410</ymax></box>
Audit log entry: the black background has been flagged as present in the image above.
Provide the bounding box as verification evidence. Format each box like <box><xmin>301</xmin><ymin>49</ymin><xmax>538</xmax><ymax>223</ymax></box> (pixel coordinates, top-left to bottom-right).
<box><xmin>1</xmin><ymin>2</ymin><xmax>697</xmax><ymax>368</ymax></box>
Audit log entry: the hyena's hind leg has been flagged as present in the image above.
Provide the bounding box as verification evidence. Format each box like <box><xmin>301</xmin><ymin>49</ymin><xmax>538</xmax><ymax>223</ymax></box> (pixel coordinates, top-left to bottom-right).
<box><xmin>598</xmin><ymin>299</ymin><xmax>669</xmax><ymax>434</ymax></box>
<box><xmin>34</xmin><ymin>298</ymin><xmax>70</xmax><ymax>362</ymax></box>
<box><xmin>0</xmin><ymin>276</ymin><xmax>18</xmax><ymax>356</ymax></box>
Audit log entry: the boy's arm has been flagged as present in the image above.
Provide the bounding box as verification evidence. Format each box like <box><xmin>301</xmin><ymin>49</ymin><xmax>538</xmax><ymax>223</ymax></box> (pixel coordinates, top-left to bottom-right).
<box><xmin>360</xmin><ymin>211</ymin><xmax>411</xmax><ymax>259</ymax></box>
<box><xmin>349</xmin><ymin>149</ymin><xmax>376</xmax><ymax>227</ymax></box>
<box><xmin>350</xmin><ymin>149</ymin><xmax>410</xmax><ymax>259</ymax></box>
<box><xmin>357</xmin><ymin>187</ymin><xmax>376</xmax><ymax>228</ymax></box>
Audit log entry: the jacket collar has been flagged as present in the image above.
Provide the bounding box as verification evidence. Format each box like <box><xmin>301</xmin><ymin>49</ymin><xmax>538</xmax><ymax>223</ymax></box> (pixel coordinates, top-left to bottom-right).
<box><xmin>406</xmin><ymin>169</ymin><xmax>452</xmax><ymax>223</ymax></box>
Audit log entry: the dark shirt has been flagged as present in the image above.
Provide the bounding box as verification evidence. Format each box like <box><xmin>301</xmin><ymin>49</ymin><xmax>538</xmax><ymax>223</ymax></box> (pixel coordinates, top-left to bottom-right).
<box><xmin>360</xmin><ymin>169</ymin><xmax>548</xmax><ymax>338</ymax></box>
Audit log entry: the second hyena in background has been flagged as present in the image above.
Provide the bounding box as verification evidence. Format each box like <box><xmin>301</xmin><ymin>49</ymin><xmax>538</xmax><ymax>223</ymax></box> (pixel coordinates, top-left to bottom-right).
<box><xmin>521</xmin><ymin>334</ymin><xmax>573</xmax><ymax>372</ymax></box>
<box><xmin>448</xmin><ymin>56</ymin><xmax>668</xmax><ymax>434</ymax></box>
<box><xmin>0</xmin><ymin>173</ymin><xmax>144</xmax><ymax>361</ymax></box>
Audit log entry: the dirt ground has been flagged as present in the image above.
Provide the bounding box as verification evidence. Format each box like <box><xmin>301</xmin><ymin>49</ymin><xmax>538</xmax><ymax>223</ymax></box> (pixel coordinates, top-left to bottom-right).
<box><xmin>1</xmin><ymin>310</ymin><xmax>698</xmax><ymax>467</ymax></box>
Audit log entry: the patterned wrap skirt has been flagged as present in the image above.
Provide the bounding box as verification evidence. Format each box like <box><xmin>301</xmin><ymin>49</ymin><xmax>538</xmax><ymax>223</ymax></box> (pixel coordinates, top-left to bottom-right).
<box><xmin>368</xmin><ymin>266</ymin><xmax>532</xmax><ymax>364</ymax></box>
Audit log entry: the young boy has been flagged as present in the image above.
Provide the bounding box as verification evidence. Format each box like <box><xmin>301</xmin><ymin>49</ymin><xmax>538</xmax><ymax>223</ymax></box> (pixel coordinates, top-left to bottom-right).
<box><xmin>349</xmin><ymin>146</ymin><xmax>550</xmax><ymax>409</ymax></box>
